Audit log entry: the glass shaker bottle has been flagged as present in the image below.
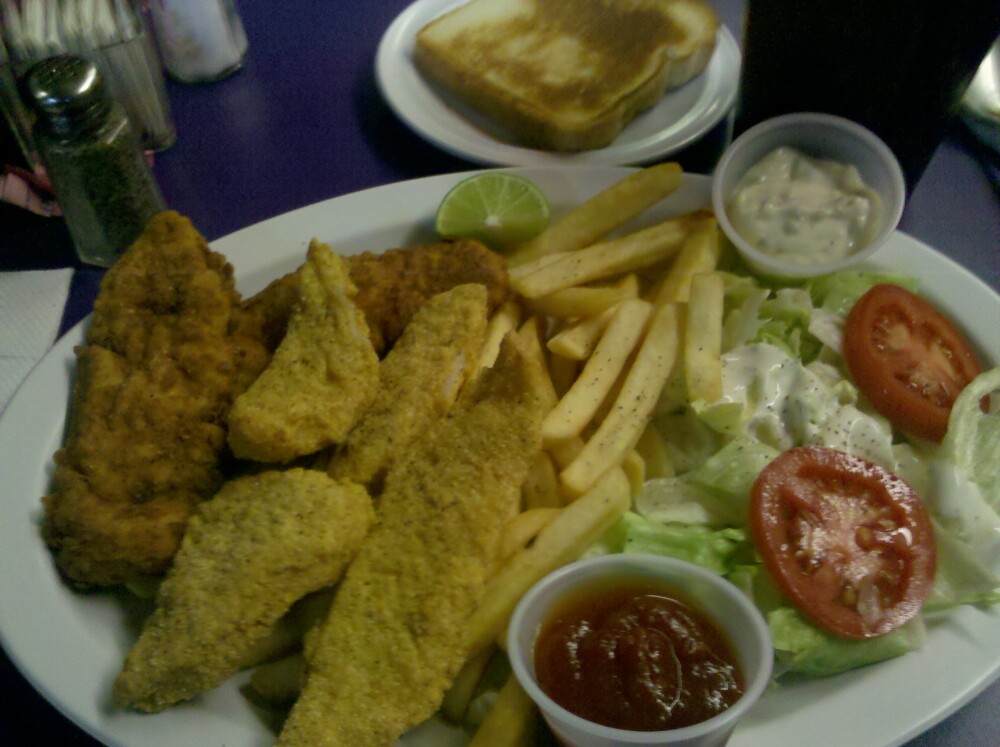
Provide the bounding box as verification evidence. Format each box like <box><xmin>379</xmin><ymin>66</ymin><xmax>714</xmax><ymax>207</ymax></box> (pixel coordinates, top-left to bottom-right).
<box><xmin>22</xmin><ymin>55</ymin><xmax>166</xmax><ymax>267</ymax></box>
<box><xmin>149</xmin><ymin>0</ymin><xmax>249</xmax><ymax>83</ymax></box>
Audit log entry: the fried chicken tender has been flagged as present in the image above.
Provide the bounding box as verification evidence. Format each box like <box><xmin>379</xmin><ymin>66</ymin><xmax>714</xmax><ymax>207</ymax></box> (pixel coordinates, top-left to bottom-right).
<box><xmin>328</xmin><ymin>283</ymin><xmax>489</xmax><ymax>492</ymax></box>
<box><xmin>113</xmin><ymin>468</ymin><xmax>374</xmax><ymax>712</ymax></box>
<box><xmin>42</xmin><ymin>212</ymin><xmax>272</xmax><ymax>587</ymax></box>
<box><xmin>276</xmin><ymin>335</ymin><xmax>547</xmax><ymax>747</ymax></box>
<box><xmin>227</xmin><ymin>241</ymin><xmax>380</xmax><ymax>463</ymax></box>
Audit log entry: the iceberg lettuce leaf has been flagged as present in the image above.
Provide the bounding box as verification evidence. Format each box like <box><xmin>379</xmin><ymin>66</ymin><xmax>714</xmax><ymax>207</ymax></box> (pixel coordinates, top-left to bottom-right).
<box><xmin>768</xmin><ymin>607</ymin><xmax>926</xmax><ymax>677</ymax></box>
<box><xmin>609</xmin><ymin>511</ymin><xmax>750</xmax><ymax>575</ymax></box>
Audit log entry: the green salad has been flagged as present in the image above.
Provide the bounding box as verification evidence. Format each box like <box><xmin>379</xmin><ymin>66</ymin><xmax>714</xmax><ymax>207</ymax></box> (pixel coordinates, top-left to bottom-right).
<box><xmin>588</xmin><ymin>269</ymin><xmax>1000</xmax><ymax>678</ymax></box>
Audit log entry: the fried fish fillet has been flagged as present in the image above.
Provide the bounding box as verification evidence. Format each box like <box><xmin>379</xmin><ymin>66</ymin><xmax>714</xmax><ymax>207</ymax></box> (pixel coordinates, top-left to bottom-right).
<box><xmin>276</xmin><ymin>335</ymin><xmax>547</xmax><ymax>747</ymax></box>
<box><xmin>113</xmin><ymin>468</ymin><xmax>374</xmax><ymax>712</ymax></box>
<box><xmin>42</xmin><ymin>212</ymin><xmax>272</xmax><ymax>587</ymax></box>
<box><xmin>348</xmin><ymin>238</ymin><xmax>510</xmax><ymax>354</ymax></box>
<box><xmin>227</xmin><ymin>241</ymin><xmax>380</xmax><ymax>463</ymax></box>
<box><xmin>241</xmin><ymin>239</ymin><xmax>511</xmax><ymax>357</ymax></box>
<box><xmin>328</xmin><ymin>283</ymin><xmax>489</xmax><ymax>492</ymax></box>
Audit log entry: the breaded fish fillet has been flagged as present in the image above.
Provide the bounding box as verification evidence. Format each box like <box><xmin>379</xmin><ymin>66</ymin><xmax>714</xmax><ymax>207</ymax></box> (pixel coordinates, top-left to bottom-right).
<box><xmin>113</xmin><ymin>468</ymin><xmax>374</xmax><ymax>712</ymax></box>
<box><xmin>246</xmin><ymin>239</ymin><xmax>511</xmax><ymax>357</ymax></box>
<box><xmin>349</xmin><ymin>238</ymin><xmax>510</xmax><ymax>354</ymax></box>
<box><xmin>227</xmin><ymin>241</ymin><xmax>380</xmax><ymax>463</ymax></box>
<box><xmin>237</xmin><ymin>270</ymin><xmax>302</xmax><ymax>353</ymax></box>
<box><xmin>328</xmin><ymin>283</ymin><xmax>489</xmax><ymax>492</ymax></box>
<box><xmin>276</xmin><ymin>335</ymin><xmax>547</xmax><ymax>747</ymax></box>
<box><xmin>42</xmin><ymin>212</ymin><xmax>272</xmax><ymax>587</ymax></box>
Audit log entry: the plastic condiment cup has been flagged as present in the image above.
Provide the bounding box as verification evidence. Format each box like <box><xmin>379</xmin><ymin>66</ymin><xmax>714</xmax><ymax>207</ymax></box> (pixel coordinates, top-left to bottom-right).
<box><xmin>711</xmin><ymin>112</ymin><xmax>906</xmax><ymax>281</ymax></box>
<box><xmin>507</xmin><ymin>554</ymin><xmax>773</xmax><ymax>747</ymax></box>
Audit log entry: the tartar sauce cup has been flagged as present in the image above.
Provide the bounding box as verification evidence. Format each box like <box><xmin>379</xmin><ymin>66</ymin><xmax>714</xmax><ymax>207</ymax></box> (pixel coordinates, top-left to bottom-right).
<box><xmin>712</xmin><ymin>112</ymin><xmax>906</xmax><ymax>280</ymax></box>
<box><xmin>507</xmin><ymin>554</ymin><xmax>773</xmax><ymax>747</ymax></box>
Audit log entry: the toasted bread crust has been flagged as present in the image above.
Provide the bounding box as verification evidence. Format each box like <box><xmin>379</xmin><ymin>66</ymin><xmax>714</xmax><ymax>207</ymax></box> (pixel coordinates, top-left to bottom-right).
<box><xmin>414</xmin><ymin>0</ymin><xmax>718</xmax><ymax>151</ymax></box>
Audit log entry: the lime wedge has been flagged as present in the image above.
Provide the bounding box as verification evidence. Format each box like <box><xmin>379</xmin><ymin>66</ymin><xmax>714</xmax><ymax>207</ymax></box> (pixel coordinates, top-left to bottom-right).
<box><xmin>435</xmin><ymin>173</ymin><xmax>551</xmax><ymax>249</ymax></box>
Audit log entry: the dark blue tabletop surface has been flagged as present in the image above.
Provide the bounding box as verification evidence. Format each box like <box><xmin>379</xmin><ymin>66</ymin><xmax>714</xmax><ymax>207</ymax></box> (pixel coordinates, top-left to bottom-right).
<box><xmin>1</xmin><ymin>1</ymin><xmax>999</xmax><ymax>745</ymax></box>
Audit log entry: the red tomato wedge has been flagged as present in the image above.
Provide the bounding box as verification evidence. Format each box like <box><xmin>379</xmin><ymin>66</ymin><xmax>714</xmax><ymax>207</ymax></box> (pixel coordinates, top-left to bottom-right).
<box><xmin>750</xmin><ymin>447</ymin><xmax>935</xmax><ymax>639</ymax></box>
<box><xmin>843</xmin><ymin>283</ymin><xmax>982</xmax><ymax>442</ymax></box>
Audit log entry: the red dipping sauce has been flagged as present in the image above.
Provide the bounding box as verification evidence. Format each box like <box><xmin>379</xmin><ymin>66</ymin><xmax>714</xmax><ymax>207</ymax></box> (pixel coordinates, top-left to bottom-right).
<box><xmin>533</xmin><ymin>577</ymin><xmax>745</xmax><ymax>732</ymax></box>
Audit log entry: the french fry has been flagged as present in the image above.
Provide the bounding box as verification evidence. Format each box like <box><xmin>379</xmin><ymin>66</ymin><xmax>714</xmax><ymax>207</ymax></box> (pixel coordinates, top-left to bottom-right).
<box><xmin>515</xmin><ymin>316</ymin><xmax>559</xmax><ymax>410</ymax></box>
<box><xmin>468</xmin><ymin>672</ymin><xmax>539</xmax><ymax>747</ymax></box>
<box><xmin>465</xmin><ymin>467</ymin><xmax>631</xmax><ymax>657</ymax></box>
<box><xmin>247</xmin><ymin>652</ymin><xmax>306</xmax><ymax>705</ymax></box>
<box><xmin>237</xmin><ymin>587</ymin><xmax>334</xmax><ymax>669</ymax></box>
<box><xmin>542</xmin><ymin>298</ymin><xmax>652</xmax><ymax>445</ymax></box>
<box><xmin>509</xmin><ymin>211</ymin><xmax>712</xmax><ymax>299</ymax></box>
<box><xmin>654</xmin><ymin>222</ymin><xmax>721</xmax><ymax>305</ymax></box>
<box><xmin>521</xmin><ymin>451</ymin><xmax>563</xmax><ymax>510</ymax></box>
<box><xmin>441</xmin><ymin>646</ymin><xmax>495</xmax><ymax>724</ymax></box>
<box><xmin>548</xmin><ymin>436</ymin><xmax>585</xmax><ymax>472</ymax></box>
<box><xmin>478</xmin><ymin>300</ymin><xmax>522</xmax><ymax>369</ymax></box>
<box><xmin>684</xmin><ymin>272</ymin><xmax>725</xmax><ymax>403</ymax></box>
<box><xmin>525</xmin><ymin>274</ymin><xmax>639</xmax><ymax>319</ymax></box>
<box><xmin>546</xmin><ymin>305</ymin><xmax>617</xmax><ymax>360</ymax></box>
<box><xmin>622</xmin><ymin>450</ymin><xmax>646</xmax><ymax>495</ymax></box>
<box><xmin>547</xmin><ymin>351</ymin><xmax>579</xmax><ymax>397</ymax></box>
<box><xmin>498</xmin><ymin>507</ymin><xmax>562</xmax><ymax>561</ymax></box>
<box><xmin>560</xmin><ymin>304</ymin><xmax>681</xmax><ymax>496</ymax></box>
<box><xmin>507</xmin><ymin>163</ymin><xmax>684</xmax><ymax>266</ymax></box>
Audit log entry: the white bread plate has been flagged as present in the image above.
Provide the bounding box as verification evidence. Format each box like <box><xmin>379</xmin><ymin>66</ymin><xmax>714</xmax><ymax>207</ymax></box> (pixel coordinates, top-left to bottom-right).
<box><xmin>376</xmin><ymin>0</ymin><xmax>740</xmax><ymax>166</ymax></box>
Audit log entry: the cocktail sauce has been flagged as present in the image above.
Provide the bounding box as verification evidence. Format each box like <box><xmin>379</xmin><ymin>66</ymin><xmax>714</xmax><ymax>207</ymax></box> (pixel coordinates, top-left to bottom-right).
<box><xmin>533</xmin><ymin>577</ymin><xmax>744</xmax><ymax>731</ymax></box>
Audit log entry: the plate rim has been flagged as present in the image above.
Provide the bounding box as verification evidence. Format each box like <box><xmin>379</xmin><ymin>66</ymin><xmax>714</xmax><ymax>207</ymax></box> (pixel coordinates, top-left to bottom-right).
<box><xmin>1</xmin><ymin>166</ymin><xmax>998</xmax><ymax>747</ymax></box>
<box><xmin>374</xmin><ymin>0</ymin><xmax>742</xmax><ymax>166</ymax></box>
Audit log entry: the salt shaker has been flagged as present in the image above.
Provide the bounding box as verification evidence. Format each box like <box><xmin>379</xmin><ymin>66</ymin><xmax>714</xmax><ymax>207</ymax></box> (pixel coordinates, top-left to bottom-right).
<box><xmin>22</xmin><ymin>55</ymin><xmax>166</xmax><ymax>267</ymax></box>
<box><xmin>149</xmin><ymin>0</ymin><xmax>249</xmax><ymax>83</ymax></box>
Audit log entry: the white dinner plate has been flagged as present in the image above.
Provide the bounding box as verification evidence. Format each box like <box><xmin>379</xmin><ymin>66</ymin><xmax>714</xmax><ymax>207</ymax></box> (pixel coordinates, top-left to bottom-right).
<box><xmin>0</xmin><ymin>168</ymin><xmax>998</xmax><ymax>747</ymax></box>
<box><xmin>375</xmin><ymin>0</ymin><xmax>741</xmax><ymax>166</ymax></box>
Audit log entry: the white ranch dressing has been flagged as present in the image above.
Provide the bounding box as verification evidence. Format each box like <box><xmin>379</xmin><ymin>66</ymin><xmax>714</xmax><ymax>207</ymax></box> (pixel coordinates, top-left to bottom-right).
<box><xmin>728</xmin><ymin>147</ymin><xmax>882</xmax><ymax>265</ymax></box>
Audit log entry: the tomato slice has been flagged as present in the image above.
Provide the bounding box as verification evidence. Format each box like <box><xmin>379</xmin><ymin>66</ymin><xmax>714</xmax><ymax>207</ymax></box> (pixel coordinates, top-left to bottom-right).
<box><xmin>750</xmin><ymin>447</ymin><xmax>935</xmax><ymax>639</ymax></box>
<box><xmin>843</xmin><ymin>283</ymin><xmax>982</xmax><ymax>442</ymax></box>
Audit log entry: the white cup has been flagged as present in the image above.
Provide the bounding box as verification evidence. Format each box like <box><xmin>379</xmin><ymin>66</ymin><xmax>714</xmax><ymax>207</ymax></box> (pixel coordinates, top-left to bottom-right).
<box><xmin>712</xmin><ymin>112</ymin><xmax>906</xmax><ymax>281</ymax></box>
<box><xmin>507</xmin><ymin>554</ymin><xmax>773</xmax><ymax>747</ymax></box>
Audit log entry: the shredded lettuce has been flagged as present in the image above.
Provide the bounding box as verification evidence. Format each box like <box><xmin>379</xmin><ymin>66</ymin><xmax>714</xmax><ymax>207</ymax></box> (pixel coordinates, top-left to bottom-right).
<box><xmin>925</xmin><ymin>517</ymin><xmax>1000</xmax><ymax>610</ymax></box>
<box><xmin>940</xmin><ymin>367</ymin><xmax>1000</xmax><ymax>508</ymax></box>
<box><xmin>687</xmin><ymin>437</ymin><xmax>779</xmax><ymax>510</ymax></box>
<box><xmin>649</xmin><ymin>410</ymin><xmax>722</xmax><ymax>473</ymax></box>
<box><xmin>634</xmin><ymin>477</ymin><xmax>732</xmax><ymax>527</ymax></box>
<box><xmin>768</xmin><ymin>607</ymin><xmax>927</xmax><ymax>677</ymax></box>
<box><xmin>604</xmin><ymin>512</ymin><xmax>750</xmax><ymax>576</ymax></box>
<box><xmin>807</xmin><ymin>271</ymin><xmax>920</xmax><ymax>317</ymax></box>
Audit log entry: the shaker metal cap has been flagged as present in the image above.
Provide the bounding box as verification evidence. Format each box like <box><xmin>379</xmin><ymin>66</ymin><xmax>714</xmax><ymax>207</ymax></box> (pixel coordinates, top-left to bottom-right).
<box><xmin>22</xmin><ymin>55</ymin><xmax>111</xmax><ymax>135</ymax></box>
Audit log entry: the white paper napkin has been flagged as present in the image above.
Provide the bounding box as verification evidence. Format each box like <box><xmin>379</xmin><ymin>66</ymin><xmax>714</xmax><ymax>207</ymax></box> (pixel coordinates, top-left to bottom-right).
<box><xmin>0</xmin><ymin>268</ymin><xmax>73</xmax><ymax>414</ymax></box>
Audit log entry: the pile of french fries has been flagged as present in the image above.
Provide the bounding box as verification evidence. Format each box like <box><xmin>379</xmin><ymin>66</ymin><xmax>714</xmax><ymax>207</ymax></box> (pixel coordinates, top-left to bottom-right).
<box><xmin>246</xmin><ymin>163</ymin><xmax>729</xmax><ymax>745</ymax></box>
<box><xmin>455</xmin><ymin>163</ymin><xmax>728</xmax><ymax>744</ymax></box>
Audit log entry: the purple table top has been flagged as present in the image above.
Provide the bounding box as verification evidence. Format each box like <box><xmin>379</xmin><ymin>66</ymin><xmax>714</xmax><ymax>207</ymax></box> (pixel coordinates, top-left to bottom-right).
<box><xmin>2</xmin><ymin>1</ymin><xmax>999</xmax><ymax>745</ymax></box>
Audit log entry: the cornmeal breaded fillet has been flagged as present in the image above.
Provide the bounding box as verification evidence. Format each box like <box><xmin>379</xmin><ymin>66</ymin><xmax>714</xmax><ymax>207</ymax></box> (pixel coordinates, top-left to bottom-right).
<box><xmin>239</xmin><ymin>239</ymin><xmax>511</xmax><ymax>357</ymax></box>
<box><xmin>113</xmin><ymin>468</ymin><xmax>374</xmax><ymax>712</ymax></box>
<box><xmin>349</xmin><ymin>238</ymin><xmax>510</xmax><ymax>354</ymax></box>
<box><xmin>237</xmin><ymin>270</ymin><xmax>302</xmax><ymax>353</ymax></box>
<box><xmin>328</xmin><ymin>283</ymin><xmax>489</xmax><ymax>492</ymax></box>
<box><xmin>227</xmin><ymin>241</ymin><xmax>380</xmax><ymax>463</ymax></box>
<box><xmin>42</xmin><ymin>212</ymin><xmax>272</xmax><ymax>587</ymax></box>
<box><xmin>276</xmin><ymin>335</ymin><xmax>547</xmax><ymax>747</ymax></box>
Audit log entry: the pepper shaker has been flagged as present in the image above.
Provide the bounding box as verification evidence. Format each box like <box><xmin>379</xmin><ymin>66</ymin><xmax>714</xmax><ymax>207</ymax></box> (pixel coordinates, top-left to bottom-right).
<box><xmin>149</xmin><ymin>0</ymin><xmax>249</xmax><ymax>83</ymax></box>
<box><xmin>22</xmin><ymin>55</ymin><xmax>166</xmax><ymax>267</ymax></box>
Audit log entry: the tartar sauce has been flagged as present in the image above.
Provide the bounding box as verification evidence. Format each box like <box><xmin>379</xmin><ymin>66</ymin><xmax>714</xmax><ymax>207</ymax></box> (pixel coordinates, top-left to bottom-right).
<box><xmin>728</xmin><ymin>147</ymin><xmax>882</xmax><ymax>265</ymax></box>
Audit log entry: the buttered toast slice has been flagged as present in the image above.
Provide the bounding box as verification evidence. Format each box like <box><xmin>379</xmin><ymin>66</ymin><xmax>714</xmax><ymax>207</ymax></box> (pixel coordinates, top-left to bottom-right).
<box><xmin>413</xmin><ymin>0</ymin><xmax>719</xmax><ymax>151</ymax></box>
